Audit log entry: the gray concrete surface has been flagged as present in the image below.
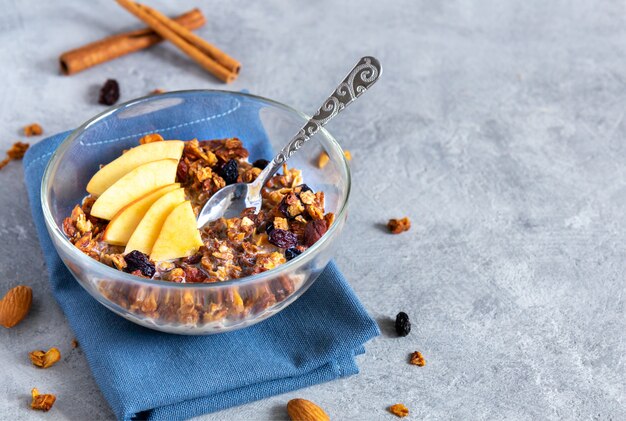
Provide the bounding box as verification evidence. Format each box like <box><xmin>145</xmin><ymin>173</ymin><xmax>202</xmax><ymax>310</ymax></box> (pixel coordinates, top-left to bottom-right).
<box><xmin>1</xmin><ymin>0</ymin><xmax>625</xmax><ymax>419</ymax></box>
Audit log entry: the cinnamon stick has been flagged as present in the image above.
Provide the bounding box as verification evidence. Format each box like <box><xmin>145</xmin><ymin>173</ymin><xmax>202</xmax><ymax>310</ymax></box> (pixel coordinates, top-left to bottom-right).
<box><xmin>115</xmin><ymin>0</ymin><xmax>238</xmax><ymax>83</ymax></box>
<box><xmin>137</xmin><ymin>3</ymin><xmax>240</xmax><ymax>75</ymax></box>
<box><xmin>59</xmin><ymin>8</ymin><xmax>206</xmax><ymax>75</ymax></box>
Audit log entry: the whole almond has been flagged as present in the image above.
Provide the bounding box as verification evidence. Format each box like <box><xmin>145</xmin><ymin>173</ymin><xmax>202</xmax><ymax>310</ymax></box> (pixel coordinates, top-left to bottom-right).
<box><xmin>287</xmin><ymin>399</ymin><xmax>330</xmax><ymax>421</ymax></box>
<box><xmin>0</xmin><ymin>285</ymin><xmax>32</xmax><ymax>328</ymax></box>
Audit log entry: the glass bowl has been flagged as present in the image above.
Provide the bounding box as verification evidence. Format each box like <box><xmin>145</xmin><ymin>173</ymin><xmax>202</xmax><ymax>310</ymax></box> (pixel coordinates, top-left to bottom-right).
<box><xmin>41</xmin><ymin>90</ymin><xmax>350</xmax><ymax>334</ymax></box>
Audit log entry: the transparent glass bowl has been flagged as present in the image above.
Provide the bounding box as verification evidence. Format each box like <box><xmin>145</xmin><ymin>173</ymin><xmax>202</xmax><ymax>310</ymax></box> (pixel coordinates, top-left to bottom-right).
<box><xmin>41</xmin><ymin>90</ymin><xmax>350</xmax><ymax>334</ymax></box>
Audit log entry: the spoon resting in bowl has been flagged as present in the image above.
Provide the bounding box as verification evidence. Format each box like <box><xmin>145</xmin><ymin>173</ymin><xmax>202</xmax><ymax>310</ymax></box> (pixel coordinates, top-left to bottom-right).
<box><xmin>196</xmin><ymin>56</ymin><xmax>382</xmax><ymax>228</ymax></box>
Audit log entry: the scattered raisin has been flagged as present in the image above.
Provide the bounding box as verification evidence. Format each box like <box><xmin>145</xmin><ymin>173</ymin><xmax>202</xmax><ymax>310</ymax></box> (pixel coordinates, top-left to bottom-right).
<box><xmin>395</xmin><ymin>312</ymin><xmax>411</xmax><ymax>337</ymax></box>
<box><xmin>268</xmin><ymin>229</ymin><xmax>298</xmax><ymax>248</ymax></box>
<box><xmin>284</xmin><ymin>247</ymin><xmax>302</xmax><ymax>261</ymax></box>
<box><xmin>98</xmin><ymin>79</ymin><xmax>120</xmax><ymax>106</ymax></box>
<box><xmin>124</xmin><ymin>250</ymin><xmax>155</xmax><ymax>278</ymax></box>
<box><xmin>304</xmin><ymin>219</ymin><xmax>327</xmax><ymax>247</ymax></box>
<box><xmin>219</xmin><ymin>159</ymin><xmax>239</xmax><ymax>185</ymax></box>
<box><xmin>252</xmin><ymin>158</ymin><xmax>270</xmax><ymax>169</ymax></box>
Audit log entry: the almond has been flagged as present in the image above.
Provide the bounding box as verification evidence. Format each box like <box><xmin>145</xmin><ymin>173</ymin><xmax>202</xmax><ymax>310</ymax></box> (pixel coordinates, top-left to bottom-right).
<box><xmin>287</xmin><ymin>399</ymin><xmax>330</xmax><ymax>421</ymax></box>
<box><xmin>0</xmin><ymin>285</ymin><xmax>32</xmax><ymax>328</ymax></box>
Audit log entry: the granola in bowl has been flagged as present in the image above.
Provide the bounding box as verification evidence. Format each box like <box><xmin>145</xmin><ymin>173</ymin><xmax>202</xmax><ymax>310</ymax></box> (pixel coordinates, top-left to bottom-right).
<box><xmin>63</xmin><ymin>136</ymin><xmax>333</xmax><ymax>283</ymax></box>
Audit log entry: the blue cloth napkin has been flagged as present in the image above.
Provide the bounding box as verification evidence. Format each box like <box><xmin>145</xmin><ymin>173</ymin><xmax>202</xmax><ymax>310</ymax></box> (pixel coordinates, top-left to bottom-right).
<box><xmin>22</xmin><ymin>99</ymin><xmax>379</xmax><ymax>421</ymax></box>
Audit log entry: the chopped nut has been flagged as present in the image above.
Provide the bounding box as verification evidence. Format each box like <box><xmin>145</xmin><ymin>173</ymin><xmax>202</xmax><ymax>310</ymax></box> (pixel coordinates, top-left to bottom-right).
<box><xmin>29</xmin><ymin>348</ymin><xmax>61</xmax><ymax>368</ymax></box>
<box><xmin>31</xmin><ymin>388</ymin><xmax>56</xmax><ymax>412</ymax></box>
<box><xmin>23</xmin><ymin>123</ymin><xmax>43</xmax><ymax>137</ymax></box>
<box><xmin>343</xmin><ymin>150</ymin><xmax>352</xmax><ymax>160</ymax></box>
<box><xmin>409</xmin><ymin>351</ymin><xmax>426</xmax><ymax>366</ymax></box>
<box><xmin>388</xmin><ymin>217</ymin><xmax>411</xmax><ymax>234</ymax></box>
<box><xmin>304</xmin><ymin>219</ymin><xmax>327</xmax><ymax>247</ymax></box>
<box><xmin>317</xmin><ymin>151</ymin><xmax>330</xmax><ymax>169</ymax></box>
<box><xmin>0</xmin><ymin>141</ymin><xmax>29</xmax><ymax>170</ymax></box>
<box><xmin>139</xmin><ymin>133</ymin><xmax>164</xmax><ymax>144</ymax></box>
<box><xmin>389</xmin><ymin>403</ymin><xmax>409</xmax><ymax>418</ymax></box>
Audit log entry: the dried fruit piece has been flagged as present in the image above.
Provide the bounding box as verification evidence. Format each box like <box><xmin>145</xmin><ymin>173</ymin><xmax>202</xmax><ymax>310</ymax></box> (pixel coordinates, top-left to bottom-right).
<box><xmin>388</xmin><ymin>403</ymin><xmax>409</xmax><ymax>418</ymax></box>
<box><xmin>343</xmin><ymin>150</ymin><xmax>352</xmax><ymax>160</ymax></box>
<box><xmin>124</xmin><ymin>250</ymin><xmax>155</xmax><ymax>278</ymax></box>
<box><xmin>220</xmin><ymin>159</ymin><xmax>239</xmax><ymax>185</ymax></box>
<box><xmin>0</xmin><ymin>285</ymin><xmax>32</xmax><ymax>328</ymax></box>
<box><xmin>268</xmin><ymin>229</ymin><xmax>298</xmax><ymax>248</ymax></box>
<box><xmin>151</xmin><ymin>88</ymin><xmax>164</xmax><ymax>94</ymax></box>
<box><xmin>388</xmin><ymin>217</ymin><xmax>411</xmax><ymax>234</ymax></box>
<box><xmin>317</xmin><ymin>151</ymin><xmax>329</xmax><ymax>169</ymax></box>
<box><xmin>287</xmin><ymin>398</ymin><xmax>330</xmax><ymax>421</ymax></box>
<box><xmin>409</xmin><ymin>351</ymin><xmax>426</xmax><ymax>366</ymax></box>
<box><xmin>252</xmin><ymin>158</ymin><xmax>269</xmax><ymax>169</ymax></box>
<box><xmin>284</xmin><ymin>247</ymin><xmax>302</xmax><ymax>261</ymax></box>
<box><xmin>23</xmin><ymin>123</ymin><xmax>43</xmax><ymax>137</ymax></box>
<box><xmin>304</xmin><ymin>219</ymin><xmax>327</xmax><ymax>247</ymax></box>
<box><xmin>139</xmin><ymin>133</ymin><xmax>164</xmax><ymax>144</ymax></box>
<box><xmin>99</xmin><ymin>79</ymin><xmax>120</xmax><ymax>106</ymax></box>
<box><xmin>395</xmin><ymin>312</ymin><xmax>411</xmax><ymax>337</ymax></box>
<box><xmin>71</xmin><ymin>339</ymin><xmax>79</xmax><ymax>348</ymax></box>
<box><xmin>29</xmin><ymin>348</ymin><xmax>61</xmax><ymax>368</ymax></box>
<box><xmin>31</xmin><ymin>388</ymin><xmax>56</xmax><ymax>412</ymax></box>
<box><xmin>0</xmin><ymin>141</ymin><xmax>30</xmax><ymax>170</ymax></box>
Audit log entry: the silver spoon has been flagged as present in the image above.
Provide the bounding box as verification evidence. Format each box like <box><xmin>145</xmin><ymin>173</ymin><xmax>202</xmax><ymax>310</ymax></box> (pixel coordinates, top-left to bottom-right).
<box><xmin>197</xmin><ymin>56</ymin><xmax>382</xmax><ymax>228</ymax></box>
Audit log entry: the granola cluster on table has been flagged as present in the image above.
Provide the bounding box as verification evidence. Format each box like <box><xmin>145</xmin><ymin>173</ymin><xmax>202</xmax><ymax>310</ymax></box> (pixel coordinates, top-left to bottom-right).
<box><xmin>63</xmin><ymin>137</ymin><xmax>333</xmax><ymax>283</ymax></box>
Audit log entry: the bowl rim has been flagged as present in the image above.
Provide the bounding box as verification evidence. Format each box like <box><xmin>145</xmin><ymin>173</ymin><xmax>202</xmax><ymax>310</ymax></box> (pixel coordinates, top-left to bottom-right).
<box><xmin>41</xmin><ymin>89</ymin><xmax>351</xmax><ymax>288</ymax></box>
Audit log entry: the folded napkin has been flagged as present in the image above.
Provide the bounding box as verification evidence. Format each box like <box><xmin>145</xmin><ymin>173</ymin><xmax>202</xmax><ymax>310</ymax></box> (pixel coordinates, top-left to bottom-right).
<box><xmin>23</xmin><ymin>97</ymin><xmax>379</xmax><ymax>421</ymax></box>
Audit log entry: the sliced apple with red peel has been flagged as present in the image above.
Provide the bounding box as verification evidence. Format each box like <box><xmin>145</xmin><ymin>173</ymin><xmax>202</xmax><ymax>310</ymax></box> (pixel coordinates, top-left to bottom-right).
<box><xmin>124</xmin><ymin>188</ymin><xmax>187</xmax><ymax>255</ymax></box>
<box><xmin>86</xmin><ymin>140</ymin><xmax>184</xmax><ymax>196</ymax></box>
<box><xmin>150</xmin><ymin>201</ymin><xmax>204</xmax><ymax>261</ymax></box>
<box><xmin>102</xmin><ymin>183</ymin><xmax>180</xmax><ymax>246</ymax></box>
<box><xmin>90</xmin><ymin>159</ymin><xmax>178</xmax><ymax>220</ymax></box>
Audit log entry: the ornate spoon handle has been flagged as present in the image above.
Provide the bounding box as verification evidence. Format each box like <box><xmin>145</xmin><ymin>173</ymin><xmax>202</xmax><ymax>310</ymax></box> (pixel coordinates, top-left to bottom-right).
<box><xmin>253</xmin><ymin>56</ymin><xmax>382</xmax><ymax>188</ymax></box>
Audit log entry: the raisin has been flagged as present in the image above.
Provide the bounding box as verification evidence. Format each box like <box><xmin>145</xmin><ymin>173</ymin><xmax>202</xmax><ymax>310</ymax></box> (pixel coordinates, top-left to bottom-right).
<box><xmin>265</xmin><ymin>221</ymin><xmax>275</xmax><ymax>234</ymax></box>
<box><xmin>395</xmin><ymin>312</ymin><xmax>411</xmax><ymax>337</ymax></box>
<box><xmin>219</xmin><ymin>159</ymin><xmax>239</xmax><ymax>185</ymax></box>
<box><xmin>124</xmin><ymin>250</ymin><xmax>155</xmax><ymax>278</ymax></box>
<box><xmin>284</xmin><ymin>247</ymin><xmax>302</xmax><ymax>261</ymax></box>
<box><xmin>268</xmin><ymin>229</ymin><xmax>298</xmax><ymax>248</ymax></box>
<box><xmin>252</xmin><ymin>158</ymin><xmax>270</xmax><ymax>169</ymax></box>
<box><xmin>304</xmin><ymin>219</ymin><xmax>327</xmax><ymax>247</ymax></box>
<box><xmin>176</xmin><ymin>160</ymin><xmax>189</xmax><ymax>183</ymax></box>
<box><xmin>98</xmin><ymin>79</ymin><xmax>120</xmax><ymax>106</ymax></box>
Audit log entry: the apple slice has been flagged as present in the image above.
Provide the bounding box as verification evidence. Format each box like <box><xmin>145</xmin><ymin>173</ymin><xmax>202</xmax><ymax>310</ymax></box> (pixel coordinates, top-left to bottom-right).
<box><xmin>102</xmin><ymin>183</ymin><xmax>180</xmax><ymax>246</ymax></box>
<box><xmin>90</xmin><ymin>159</ymin><xmax>178</xmax><ymax>220</ymax></box>
<box><xmin>150</xmin><ymin>201</ymin><xmax>204</xmax><ymax>261</ymax></box>
<box><xmin>124</xmin><ymin>188</ymin><xmax>187</xmax><ymax>255</ymax></box>
<box><xmin>86</xmin><ymin>140</ymin><xmax>184</xmax><ymax>196</ymax></box>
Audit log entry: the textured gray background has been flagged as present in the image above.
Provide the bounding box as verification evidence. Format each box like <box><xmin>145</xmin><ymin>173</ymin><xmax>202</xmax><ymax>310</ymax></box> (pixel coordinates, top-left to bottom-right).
<box><xmin>1</xmin><ymin>0</ymin><xmax>625</xmax><ymax>419</ymax></box>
